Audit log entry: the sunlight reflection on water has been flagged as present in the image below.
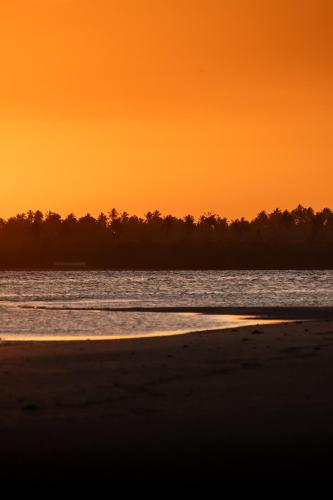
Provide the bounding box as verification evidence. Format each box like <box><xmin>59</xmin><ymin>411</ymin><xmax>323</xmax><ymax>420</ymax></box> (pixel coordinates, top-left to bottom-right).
<box><xmin>0</xmin><ymin>270</ymin><xmax>331</xmax><ymax>339</ymax></box>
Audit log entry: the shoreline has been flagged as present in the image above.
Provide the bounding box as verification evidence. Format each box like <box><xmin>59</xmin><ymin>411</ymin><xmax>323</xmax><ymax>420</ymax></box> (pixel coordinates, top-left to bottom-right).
<box><xmin>2</xmin><ymin>314</ymin><xmax>333</xmax><ymax>482</ymax></box>
<box><xmin>0</xmin><ymin>318</ymin><xmax>287</xmax><ymax>343</ymax></box>
<box><xmin>0</xmin><ymin>322</ymin><xmax>285</xmax><ymax>343</ymax></box>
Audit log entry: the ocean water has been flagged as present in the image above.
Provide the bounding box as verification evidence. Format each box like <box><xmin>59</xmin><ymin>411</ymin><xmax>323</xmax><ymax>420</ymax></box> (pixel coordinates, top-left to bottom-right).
<box><xmin>0</xmin><ymin>270</ymin><xmax>332</xmax><ymax>340</ymax></box>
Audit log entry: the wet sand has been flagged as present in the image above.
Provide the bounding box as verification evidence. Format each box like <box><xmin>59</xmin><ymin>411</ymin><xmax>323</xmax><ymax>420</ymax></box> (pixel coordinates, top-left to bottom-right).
<box><xmin>2</xmin><ymin>310</ymin><xmax>333</xmax><ymax>483</ymax></box>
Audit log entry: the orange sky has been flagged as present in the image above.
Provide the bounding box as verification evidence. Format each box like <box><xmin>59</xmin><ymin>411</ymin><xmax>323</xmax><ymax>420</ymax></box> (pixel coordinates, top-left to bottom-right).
<box><xmin>0</xmin><ymin>0</ymin><xmax>332</xmax><ymax>219</ymax></box>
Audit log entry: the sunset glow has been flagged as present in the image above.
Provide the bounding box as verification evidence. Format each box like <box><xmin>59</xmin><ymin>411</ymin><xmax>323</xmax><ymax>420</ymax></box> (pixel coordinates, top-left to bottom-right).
<box><xmin>0</xmin><ymin>0</ymin><xmax>332</xmax><ymax>218</ymax></box>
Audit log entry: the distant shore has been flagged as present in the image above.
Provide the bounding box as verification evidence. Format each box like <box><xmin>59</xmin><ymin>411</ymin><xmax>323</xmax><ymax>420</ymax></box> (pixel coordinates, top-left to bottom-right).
<box><xmin>2</xmin><ymin>309</ymin><xmax>333</xmax><ymax>482</ymax></box>
<box><xmin>1</xmin><ymin>206</ymin><xmax>333</xmax><ymax>269</ymax></box>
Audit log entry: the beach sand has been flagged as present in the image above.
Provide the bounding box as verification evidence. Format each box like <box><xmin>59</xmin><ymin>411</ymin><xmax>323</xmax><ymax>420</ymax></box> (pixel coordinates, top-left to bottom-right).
<box><xmin>2</xmin><ymin>316</ymin><xmax>333</xmax><ymax>483</ymax></box>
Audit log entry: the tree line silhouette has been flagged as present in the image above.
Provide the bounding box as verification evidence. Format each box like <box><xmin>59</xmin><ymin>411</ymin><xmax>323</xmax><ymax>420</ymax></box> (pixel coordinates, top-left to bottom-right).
<box><xmin>0</xmin><ymin>205</ymin><xmax>332</xmax><ymax>269</ymax></box>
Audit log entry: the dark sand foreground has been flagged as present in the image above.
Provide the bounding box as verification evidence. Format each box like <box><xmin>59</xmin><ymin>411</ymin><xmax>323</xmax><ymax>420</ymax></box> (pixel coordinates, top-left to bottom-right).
<box><xmin>2</xmin><ymin>309</ymin><xmax>333</xmax><ymax>483</ymax></box>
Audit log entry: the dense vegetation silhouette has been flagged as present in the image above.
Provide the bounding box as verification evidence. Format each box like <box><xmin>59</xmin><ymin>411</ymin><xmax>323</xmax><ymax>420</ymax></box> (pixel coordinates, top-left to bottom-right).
<box><xmin>0</xmin><ymin>205</ymin><xmax>332</xmax><ymax>269</ymax></box>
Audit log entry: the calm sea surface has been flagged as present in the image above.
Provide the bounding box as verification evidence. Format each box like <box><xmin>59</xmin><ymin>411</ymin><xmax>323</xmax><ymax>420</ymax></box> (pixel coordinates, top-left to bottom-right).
<box><xmin>0</xmin><ymin>270</ymin><xmax>332</xmax><ymax>340</ymax></box>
